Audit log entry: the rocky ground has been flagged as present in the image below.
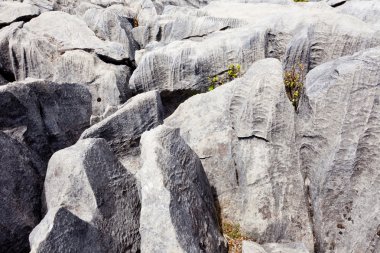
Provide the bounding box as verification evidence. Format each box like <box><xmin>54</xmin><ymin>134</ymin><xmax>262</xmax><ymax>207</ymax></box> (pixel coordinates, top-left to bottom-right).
<box><xmin>0</xmin><ymin>0</ymin><xmax>379</xmax><ymax>252</ymax></box>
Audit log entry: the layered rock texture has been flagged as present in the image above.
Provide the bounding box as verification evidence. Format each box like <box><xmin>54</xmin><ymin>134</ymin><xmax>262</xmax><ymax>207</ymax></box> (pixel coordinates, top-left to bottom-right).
<box><xmin>0</xmin><ymin>0</ymin><xmax>379</xmax><ymax>253</ymax></box>
<box><xmin>30</xmin><ymin>138</ymin><xmax>141</xmax><ymax>252</ymax></box>
<box><xmin>138</xmin><ymin>125</ymin><xmax>227</xmax><ymax>252</ymax></box>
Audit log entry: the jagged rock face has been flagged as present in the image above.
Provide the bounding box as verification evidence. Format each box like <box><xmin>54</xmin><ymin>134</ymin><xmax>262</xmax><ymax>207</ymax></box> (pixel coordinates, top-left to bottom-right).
<box><xmin>81</xmin><ymin>4</ymin><xmax>139</xmax><ymax>60</ymax></box>
<box><xmin>0</xmin><ymin>79</ymin><xmax>91</xmax><ymax>162</ymax></box>
<box><xmin>297</xmin><ymin>47</ymin><xmax>380</xmax><ymax>253</ymax></box>
<box><xmin>37</xmin><ymin>138</ymin><xmax>141</xmax><ymax>252</ymax></box>
<box><xmin>138</xmin><ymin>125</ymin><xmax>227</xmax><ymax>253</ymax></box>
<box><xmin>80</xmin><ymin>90</ymin><xmax>164</xmax><ymax>170</ymax></box>
<box><xmin>165</xmin><ymin>59</ymin><xmax>314</xmax><ymax>250</ymax></box>
<box><xmin>1</xmin><ymin>10</ymin><xmax>133</xmax><ymax>119</ymax></box>
<box><xmin>1</xmin><ymin>0</ymin><xmax>380</xmax><ymax>252</ymax></box>
<box><xmin>129</xmin><ymin>26</ymin><xmax>267</xmax><ymax>93</ymax></box>
<box><xmin>0</xmin><ymin>132</ymin><xmax>45</xmax><ymax>253</ymax></box>
<box><xmin>130</xmin><ymin>1</ymin><xmax>380</xmax><ymax>94</ymax></box>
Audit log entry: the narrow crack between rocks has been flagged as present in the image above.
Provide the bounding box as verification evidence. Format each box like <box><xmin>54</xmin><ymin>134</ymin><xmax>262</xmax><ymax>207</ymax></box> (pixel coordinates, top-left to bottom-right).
<box><xmin>96</xmin><ymin>53</ymin><xmax>136</xmax><ymax>70</ymax></box>
<box><xmin>182</xmin><ymin>26</ymin><xmax>231</xmax><ymax>40</ymax></box>
<box><xmin>237</xmin><ymin>135</ymin><xmax>269</xmax><ymax>142</ymax></box>
<box><xmin>0</xmin><ymin>14</ymin><xmax>40</xmax><ymax>30</ymax></box>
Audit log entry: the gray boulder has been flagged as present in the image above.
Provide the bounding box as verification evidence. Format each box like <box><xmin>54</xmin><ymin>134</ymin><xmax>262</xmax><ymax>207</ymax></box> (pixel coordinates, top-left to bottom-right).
<box><xmin>165</xmin><ymin>58</ymin><xmax>313</xmax><ymax>250</ymax></box>
<box><xmin>9</xmin><ymin>11</ymin><xmax>128</xmax><ymax>61</ymax></box>
<box><xmin>82</xmin><ymin>4</ymin><xmax>139</xmax><ymax>60</ymax></box>
<box><xmin>0</xmin><ymin>2</ymin><xmax>40</xmax><ymax>27</ymax></box>
<box><xmin>5</xmin><ymin>11</ymin><xmax>133</xmax><ymax>118</ymax></box>
<box><xmin>0</xmin><ymin>132</ymin><xmax>45</xmax><ymax>253</ymax></box>
<box><xmin>29</xmin><ymin>207</ymin><xmax>107</xmax><ymax>253</ymax></box>
<box><xmin>0</xmin><ymin>79</ymin><xmax>91</xmax><ymax>162</ymax></box>
<box><xmin>138</xmin><ymin>125</ymin><xmax>227</xmax><ymax>253</ymax></box>
<box><xmin>39</xmin><ymin>138</ymin><xmax>141</xmax><ymax>252</ymax></box>
<box><xmin>297</xmin><ymin>47</ymin><xmax>380</xmax><ymax>252</ymax></box>
<box><xmin>52</xmin><ymin>50</ymin><xmax>132</xmax><ymax>122</ymax></box>
<box><xmin>80</xmin><ymin>90</ymin><xmax>164</xmax><ymax>170</ymax></box>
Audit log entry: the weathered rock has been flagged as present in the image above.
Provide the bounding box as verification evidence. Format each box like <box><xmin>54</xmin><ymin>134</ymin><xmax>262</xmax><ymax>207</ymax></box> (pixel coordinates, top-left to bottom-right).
<box><xmin>129</xmin><ymin>25</ymin><xmax>267</xmax><ymax>93</ymax></box>
<box><xmin>5</xmin><ymin>11</ymin><xmax>133</xmax><ymax>118</ymax></box>
<box><xmin>29</xmin><ymin>207</ymin><xmax>106</xmax><ymax>253</ymax></box>
<box><xmin>52</xmin><ymin>50</ymin><xmax>132</xmax><ymax>121</ymax></box>
<box><xmin>264</xmin><ymin>242</ymin><xmax>310</xmax><ymax>253</ymax></box>
<box><xmin>0</xmin><ymin>79</ymin><xmax>91</xmax><ymax>161</ymax></box>
<box><xmin>297</xmin><ymin>47</ymin><xmax>380</xmax><ymax>252</ymax></box>
<box><xmin>0</xmin><ymin>22</ymin><xmax>22</xmax><ymax>84</ymax></box>
<box><xmin>130</xmin><ymin>1</ymin><xmax>379</xmax><ymax>93</ymax></box>
<box><xmin>0</xmin><ymin>132</ymin><xmax>44</xmax><ymax>253</ymax></box>
<box><xmin>0</xmin><ymin>2</ymin><xmax>40</xmax><ymax>27</ymax></box>
<box><xmin>80</xmin><ymin>90</ymin><xmax>164</xmax><ymax>170</ymax></box>
<box><xmin>41</xmin><ymin>138</ymin><xmax>140</xmax><ymax>252</ymax></box>
<box><xmin>133</xmin><ymin>8</ymin><xmax>244</xmax><ymax>48</ymax></box>
<box><xmin>165</xmin><ymin>58</ymin><xmax>313</xmax><ymax>249</ymax></box>
<box><xmin>10</xmin><ymin>11</ymin><xmax>129</xmax><ymax>69</ymax></box>
<box><xmin>242</xmin><ymin>241</ymin><xmax>310</xmax><ymax>253</ymax></box>
<box><xmin>138</xmin><ymin>125</ymin><xmax>227</xmax><ymax>252</ymax></box>
<box><xmin>138</xmin><ymin>0</ymin><xmax>209</xmax><ymax>16</ymax></box>
<box><xmin>43</xmin><ymin>0</ymin><xmax>126</xmax><ymax>14</ymax></box>
<box><xmin>336</xmin><ymin>0</ymin><xmax>380</xmax><ymax>30</ymax></box>
<box><xmin>242</xmin><ymin>241</ymin><xmax>268</xmax><ymax>253</ymax></box>
<box><xmin>23</xmin><ymin>0</ymin><xmax>54</xmax><ymax>12</ymax></box>
<box><xmin>82</xmin><ymin>4</ymin><xmax>139</xmax><ymax>60</ymax></box>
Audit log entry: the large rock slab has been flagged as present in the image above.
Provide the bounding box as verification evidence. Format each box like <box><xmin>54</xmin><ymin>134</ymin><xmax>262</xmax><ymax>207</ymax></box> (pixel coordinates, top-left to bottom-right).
<box><xmin>297</xmin><ymin>47</ymin><xmax>380</xmax><ymax>252</ymax></box>
<box><xmin>40</xmin><ymin>138</ymin><xmax>141</xmax><ymax>252</ymax></box>
<box><xmin>80</xmin><ymin>90</ymin><xmax>164</xmax><ymax>170</ymax></box>
<box><xmin>0</xmin><ymin>79</ymin><xmax>91</xmax><ymax>161</ymax></box>
<box><xmin>129</xmin><ymin>25</ymin><xmax>267</xmax><ymax>93</ymax></box>
<box><xmin>165</xmin><ymin>59</ymin><xmax>313</xmax><ymax>250</ymax></box>
<box><xmin>0</xmin><ymin>132</ymin><xmax>45</xmax><ymax>253</ymax></box>
<box><xmin>130</xmin><ymin>1</ymin><xmax>379</xmax><ymax>93</ymax></box>
<box><xmin>138</xmin><ymin>125</ymin><xmax>227</xmax><ymax>252</ymax></box>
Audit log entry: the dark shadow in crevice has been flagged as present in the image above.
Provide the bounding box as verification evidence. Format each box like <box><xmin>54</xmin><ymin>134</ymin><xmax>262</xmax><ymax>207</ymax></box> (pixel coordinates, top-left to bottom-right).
<box><xmin>211</xmin><ymin>186</ymin><xmax>223</xmax><ymax>231</ymax></box>
<box><xmin>0</xmin><ymin>14</ymin><xmax>39</xmax><ymax>30</ymax></box>
<box><xmin>160</xmin><ymin>89</ymin><xmax>201</xmax><ymax>119</ymax></box>
<box><xmin>331</xmin><ymin>1</ymin><xmax>346</xmax><ymax>8</ymax></box>
<box><xmin>0</xmin><ymin>70</ymin><xmax>14</xmax><ymax>84</ymax></box>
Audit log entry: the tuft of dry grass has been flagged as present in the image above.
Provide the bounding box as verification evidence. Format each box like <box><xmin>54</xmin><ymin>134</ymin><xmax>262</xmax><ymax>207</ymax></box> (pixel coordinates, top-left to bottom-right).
<box><xmin>284</xmin><ymin>62</ymin><xmax>305</xmax><ymax>109</ymax></box>
<box><xmin>222</xmin><ymin>221</ymin><xmax>252</xmax><ymax>253</ymax></box>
